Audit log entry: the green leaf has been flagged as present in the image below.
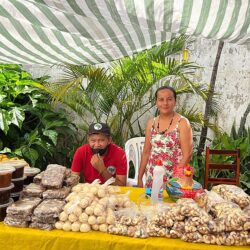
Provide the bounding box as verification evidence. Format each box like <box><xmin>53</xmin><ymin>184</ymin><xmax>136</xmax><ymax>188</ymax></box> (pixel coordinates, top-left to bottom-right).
<box><xmin>21</xmin><ymin>71</ymin><xmax>31</xmax><ymax>79</ymax></box>
<box><xmin>0</xmin><ymin>147</ymin><xmax>11</xmax><ymax>153</ymax></box>
<box><xmin>0</xmin><ymin>73</ymin><xmax>6</xmax><ymax>82</ymax></box>
<box><xmin>0</xmin><ymin>64</ymin><xmax>21</xmax><ymax>71</ymax></box>
<box><xmin>0</xmin><ymin>101</ymin><xmax>16</xmax><ymax>108</ymax></box>
<box><xmin>13</xmin><ymin>148</ymin><xmax>23</xmax><ymax>157</ymax></box>
<box><xmin>29</xmin><ymin>96</ymin><xmax>39</xmax><ymax>107</ymax></box>
<box><xmin>15</xmin><ymin>85</ymin><xmax>39</xmax><ymax>95</ymax></box>
<box><xmin>43</xmin><ymin>130</ymin><xmax>58</xmax><ymax>145</ymax></box>
<box><xmin>16</xmin><ymin>80</ymin><xmax>46</xmax><ymax>90</ymax></box>
<box><xmin>33</xmin><ymin>140</ymin><xmax>54</xmax><ymax>156</ymax></box>
<box><xmin>0</xmin><ymin>93</ymin><xmax>7</xmax><ymax>103</ymax></box>
<box><xmin>0</xmin><ymin>109</ymin><xmax>11</xmax><ymax>134</ymax></box>
<box><xmin>10</xmin><ymin>107</ymin><xmax>25</xmax><ymax>128</ymax></box>
<box><xmin>3</xmin><ymin>71</ymin><xmax>20</xmax><ymax>81</ymax></box>
<box><xmin>24</xmin><ymin>130</ymin><xmax>39</xmax><ymax>144</ymax></box>
<box><xmin>21</xmin><ymin>147</ymin><xmax>39</xmax><ymax>166</ymax></box>
<box><xmin>45</xmin><ymin>120</ymin><xmax>65</xmax><ymax>130</ymax></box>
<box><xmin>240</xmin><ymin>180</ymin><xmax>250</xmax><ymax>189</ymax></box>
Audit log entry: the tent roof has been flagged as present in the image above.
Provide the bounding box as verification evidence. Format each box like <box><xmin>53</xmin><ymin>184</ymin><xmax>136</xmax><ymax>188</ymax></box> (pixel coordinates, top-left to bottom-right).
<box><xmin>0</xmin><ymin>0</ymin><xmax>249</xmax><ymax>66</ymax></box>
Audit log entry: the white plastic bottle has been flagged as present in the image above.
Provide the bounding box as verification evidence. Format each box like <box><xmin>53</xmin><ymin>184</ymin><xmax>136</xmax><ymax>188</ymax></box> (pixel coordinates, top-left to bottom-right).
<box><xmin>151</xmin><ymin>160</ymin><xmax>165</xmax><ymax>204</ymax></box>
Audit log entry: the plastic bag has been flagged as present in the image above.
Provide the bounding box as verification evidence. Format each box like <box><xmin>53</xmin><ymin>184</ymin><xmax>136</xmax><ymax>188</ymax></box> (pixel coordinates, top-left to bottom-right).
<box><xmin>41</xmin><ymin>164</ymin><xmax>66</xmax><ymax>189</ymax></box>
<box><xmin>212</xmin><ymin>185</ymin><xmax>250</xmax><ymax>209</ymax></box>
<box><xmin>33</xmin><ymin>171</ymin><xmax>44</xmax><ymax>184</ymax></box>
<box><xmin>33</xmin><ymin>199</ymin><xmax>65</xmax><ymax>218</ymax></box>
<box><xmin>22</xmin><ymin>183</ymin><xmax>45</xmax><ymax>198</ymax></box>
<box><xmin>7</xmin><ymin>197</ymin><xmax>41</xmax><ymax>217</ymax></box>
<box><xmin>64</xmin><ymin>174</ymin><xmax>80</xmax><ymax>187</ymax></box>
<box><xmin>108</xmin><ymin>207</ymin><xmax>148</xmax><ymax>238</ymax></box>
<box><xmin>4</xmin><ymin>216</ymin><xmax>29</xmax><ymax>228</ymax></box>
<box><xmin>29</xmin><ymin>221</ymin><xmax>54</xmax><ymax>230</ymax></box>
<box><xmin>43</xmin><ymin>187</ymin><xmax>71</xmax><ymax>199</ymax></box>
<box><xmin>243</xmin><ymin>204</ymin><xmax>250</xmax><ymax>216</ymax></box>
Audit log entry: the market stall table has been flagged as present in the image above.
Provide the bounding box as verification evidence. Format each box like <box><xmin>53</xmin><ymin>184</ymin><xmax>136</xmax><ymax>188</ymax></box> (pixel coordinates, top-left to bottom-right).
<box><xmin>0</xmin><ymin>187</ymin><xmax>249</xmax><ymax>250</ymax></box>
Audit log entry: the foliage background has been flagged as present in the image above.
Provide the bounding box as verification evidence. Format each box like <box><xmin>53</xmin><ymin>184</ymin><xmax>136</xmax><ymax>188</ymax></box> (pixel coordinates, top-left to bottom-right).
<box><xmin>0</xmin><ymin>64</ymin><xmax>78</xmax><ymax>170</ymax></box>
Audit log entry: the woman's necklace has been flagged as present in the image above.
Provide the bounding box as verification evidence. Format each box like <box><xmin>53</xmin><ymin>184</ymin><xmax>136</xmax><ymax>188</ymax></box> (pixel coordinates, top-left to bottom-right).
<box><xmin>157</xmin><ymin>113</ymin><xmax>175</xmax><ymax>135</ymax></box>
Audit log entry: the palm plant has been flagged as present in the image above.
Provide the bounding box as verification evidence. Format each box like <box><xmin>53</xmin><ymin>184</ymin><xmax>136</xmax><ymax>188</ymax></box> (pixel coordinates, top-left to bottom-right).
<box><xmin>45</xmin><ymin>35</ymin><xmax>216</xmax><ymax>147</ymax></box>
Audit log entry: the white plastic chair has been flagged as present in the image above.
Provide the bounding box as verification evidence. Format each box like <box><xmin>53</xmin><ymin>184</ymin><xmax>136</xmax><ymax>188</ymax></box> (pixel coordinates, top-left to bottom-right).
<box><xmin>125</xmin><ymin>137</ymin><xmax>145</xmax><ymax>186</ymax></box>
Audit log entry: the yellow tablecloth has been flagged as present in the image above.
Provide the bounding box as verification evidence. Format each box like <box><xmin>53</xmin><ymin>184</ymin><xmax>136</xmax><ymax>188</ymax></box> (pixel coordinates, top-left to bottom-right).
<box><xmin>0</xmin><ymin>187</ymin><xmax>248</xmax><ymax>250</ymax></box>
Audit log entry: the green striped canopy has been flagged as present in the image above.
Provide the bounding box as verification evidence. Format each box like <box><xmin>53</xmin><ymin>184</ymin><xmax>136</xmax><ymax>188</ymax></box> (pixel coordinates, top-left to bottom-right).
<box><xmin>0</xmin><ymin>0</ymin><xmax>249</xmax><ymax>65</ymax></box>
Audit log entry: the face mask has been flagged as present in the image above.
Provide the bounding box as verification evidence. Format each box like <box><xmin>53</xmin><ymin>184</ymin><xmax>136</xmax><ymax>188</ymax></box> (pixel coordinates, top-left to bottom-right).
<box><xmin>91</xmin><ymin>145</ymin><xmax>109</xmax><ymax>156</ymax></box>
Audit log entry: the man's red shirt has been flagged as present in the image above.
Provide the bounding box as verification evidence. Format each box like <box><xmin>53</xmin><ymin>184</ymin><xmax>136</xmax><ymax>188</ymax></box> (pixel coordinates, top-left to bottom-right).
<box><xmin>71</xmin><ymin>143</ymin><xmax>127</xmax><ymax>183</ymax></box>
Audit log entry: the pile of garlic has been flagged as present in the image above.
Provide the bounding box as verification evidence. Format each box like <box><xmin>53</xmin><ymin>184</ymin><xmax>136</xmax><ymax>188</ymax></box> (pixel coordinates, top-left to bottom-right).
<box><xmin>55</xmin><ymin>178</ymin><xmax>133</xmax><ymax>232</ymax></box>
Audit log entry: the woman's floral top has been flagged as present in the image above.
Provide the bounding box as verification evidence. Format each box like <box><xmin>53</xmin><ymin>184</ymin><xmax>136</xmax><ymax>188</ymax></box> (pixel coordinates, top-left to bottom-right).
<box><xmin>145</xmin><ymin>116</ymin><xmax>183</xmax><ymax>192</ymax></box>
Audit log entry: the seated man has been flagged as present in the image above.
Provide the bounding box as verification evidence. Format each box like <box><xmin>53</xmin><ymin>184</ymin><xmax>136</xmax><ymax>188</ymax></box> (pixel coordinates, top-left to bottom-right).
<box><xmin>71</xmin><ymin>122</ymin><xmax>127</xmax><ymax>186</ymax></box>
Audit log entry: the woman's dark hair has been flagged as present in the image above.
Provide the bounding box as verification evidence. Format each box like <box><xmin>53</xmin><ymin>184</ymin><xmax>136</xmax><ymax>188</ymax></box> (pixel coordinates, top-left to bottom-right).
<box><xmin>155</xmin><ymin>86</ymin><xmax>177</xmax><ymax>100</ymax></box>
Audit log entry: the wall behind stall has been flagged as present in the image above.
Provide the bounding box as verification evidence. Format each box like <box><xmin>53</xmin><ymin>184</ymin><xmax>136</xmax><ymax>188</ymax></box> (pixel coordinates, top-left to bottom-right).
<box><xmin>23</xmin><ymin>37</ymin><xmax>250</xmax><ymax>140</ymax></box>
<box><xmin>189</xmin><ymin>38</ymin><xmax>250</xmax><ymax>135</ymax></box>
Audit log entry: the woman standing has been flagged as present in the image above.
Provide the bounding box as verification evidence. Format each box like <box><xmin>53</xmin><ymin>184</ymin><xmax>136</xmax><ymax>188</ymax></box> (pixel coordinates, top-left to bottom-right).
<box><xmin>137</xmin><ymin>86</ymin><xmax>193</xmax><ymax>193</ymax></box>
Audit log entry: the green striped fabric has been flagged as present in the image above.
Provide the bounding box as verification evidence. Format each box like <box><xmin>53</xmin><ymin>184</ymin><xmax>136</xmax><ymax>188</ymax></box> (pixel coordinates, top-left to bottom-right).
<box><xmin>0</xmin><ymin>0</ymin><xmax>249</xmax><ymax>65</ymax></box>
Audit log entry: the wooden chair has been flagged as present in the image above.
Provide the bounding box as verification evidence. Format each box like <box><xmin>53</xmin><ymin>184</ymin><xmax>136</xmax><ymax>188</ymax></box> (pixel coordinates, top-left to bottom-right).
<box><xmin>204</xmin><ymin>146</ymin><xmax>240</xmax><ymax>190</ymax></box>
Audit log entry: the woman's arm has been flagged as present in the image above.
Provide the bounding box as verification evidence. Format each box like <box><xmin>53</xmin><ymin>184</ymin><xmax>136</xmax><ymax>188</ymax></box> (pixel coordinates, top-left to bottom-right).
<box><xmin>137</xmin><ymin>119</ymin><xmax>153</xmax><ymax>187</ymax></box>
<box><xmin>178</xmin><ymin>118</ymin><xmax>193</xmax><ymax>167</ymax></box>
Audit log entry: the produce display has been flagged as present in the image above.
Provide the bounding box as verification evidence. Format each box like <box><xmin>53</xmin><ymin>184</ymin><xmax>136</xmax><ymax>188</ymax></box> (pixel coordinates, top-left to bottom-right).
<box><xmin>55</xmin><ymin>179</ymin><xmax>133</xmax><ymax>233</ymax></box>
<box><xmin>108</xmin><ymin>190</ymin><xmax>250</xmax><ymax>245</ymax></box>
<box><xmin>0</xmin><ymin>157</ymin><xmax>249</xmax><ymax>247</ymax></box>
<box><xmin>52</xmin><ymin>180</ymin><xmax>250</xmax><ymax>246</ymax></box>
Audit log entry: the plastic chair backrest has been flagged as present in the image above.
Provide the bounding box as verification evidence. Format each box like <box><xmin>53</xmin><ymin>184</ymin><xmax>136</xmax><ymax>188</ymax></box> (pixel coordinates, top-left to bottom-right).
<box><xmin>125</xmin><ymin>137</ymin><xmax>145</xmax><ymax>186</ymax></box>
<box><xmin>204</xmin><ymin>146</ymin><xmax>240</xmax><ymax>190</ymax></box>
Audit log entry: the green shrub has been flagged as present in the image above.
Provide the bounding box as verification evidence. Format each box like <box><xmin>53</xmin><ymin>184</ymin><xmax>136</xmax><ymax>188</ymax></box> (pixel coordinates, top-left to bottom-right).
<box><xmin>0</xmin><ymin>64</ymin><xmax>78</xmax><ymax>170</ymax></box>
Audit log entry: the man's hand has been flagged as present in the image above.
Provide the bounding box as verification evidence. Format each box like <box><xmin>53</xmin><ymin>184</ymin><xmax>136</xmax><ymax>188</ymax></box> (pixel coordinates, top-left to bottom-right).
<box><xmin>90</xmin><ymin>154</ymin><xmax>106</xmax><ymax>173</ymax></box>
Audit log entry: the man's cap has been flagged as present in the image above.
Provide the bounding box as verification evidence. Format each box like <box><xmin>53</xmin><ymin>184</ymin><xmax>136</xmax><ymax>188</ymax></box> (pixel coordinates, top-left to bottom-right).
<box><xmin>88</xmin><ymin>122</ymin><xmax>111</xmax><ymax>136</ymax></box>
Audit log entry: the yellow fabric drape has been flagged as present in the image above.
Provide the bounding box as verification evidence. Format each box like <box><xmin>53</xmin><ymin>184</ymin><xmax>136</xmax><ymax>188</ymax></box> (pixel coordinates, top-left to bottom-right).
<box><xmin>0</xmin><ymin>187</ymin><xmax>248</xmax><ymax>250</ymax></box>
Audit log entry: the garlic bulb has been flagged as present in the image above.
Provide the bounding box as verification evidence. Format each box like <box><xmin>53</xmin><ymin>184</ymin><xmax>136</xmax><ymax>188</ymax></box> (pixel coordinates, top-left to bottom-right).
<box><xmin>99</xmin><ymin>224</ymin><xmax>108</xmax><ymax>232</ymax></box>
<box><xmin>85</xmin><ymin>206</ymin><xmax>94</xmax><ymax>215</ymax></box>
<box><xmin>59</xmin><ymin>211</ymin><xmax>68</xmax><ymax>222</ymax></box>
<box><xmin>91</xmin><ymin>224</ymin><xmax>99</xmax><ymax>231</ymax></box>
<box><xmin>68</xmin><ymin>213</ymin><xmax>78</xmax><ymax>223</ymax></box>
<box><xmin>97</xmin><ymin>188</ymin><xmax>106</xmax><ymax>198</ymax></box>
<box><xmin>94</xmin><ymin>205</ymin><xmax>104</xmax><ymax>216</ymax></box>
<box><xmin>80</xmin><ymin>199</ymin><xmax>89</xmax><ymax>209</ymax></box>
<box><xmin>71</xmin><ymin>221</ymin><xmax>81</xmax><ymax>232</ymax></box>
<box><xmin>73</xmin><ymin>205</ymin><xmax>82</xmax><ymax>217</ymax></box>
<box><xmin>55</xmin><ymin>221</ymin><xmax>63</xmax><ymax>230</ymax></box>
<box><xmin>88</xmin><ymin>215</ymin><xmax>97</xmax><ymax>225</ymax></box>
<box><xmin>62</xmin><ymin>221</ymin><xmax>72</xmax><ymax>231</ymax></box>
<box><xmin>79</xmin><ymin>212</ymin><xmax>88</xmax><ymax>223</ymax></box>
<box><xmin>80</xmin><ymin>223</ymin><xmax>91</xmax><ymax>232</ymax></box>
<box><xmin>90</xmin><ymin>186</ymin><xmax>98</xmax><ymax>195</ymax></box>
<box><xmin>72</xmin><ymin>184</ymin><xmax>82</xmax><ymax>193</ymax></box>
<box><xmin>97</xmin><ymin>216</ymin><xmax>106</xmax><ymax>224</ymax></box>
